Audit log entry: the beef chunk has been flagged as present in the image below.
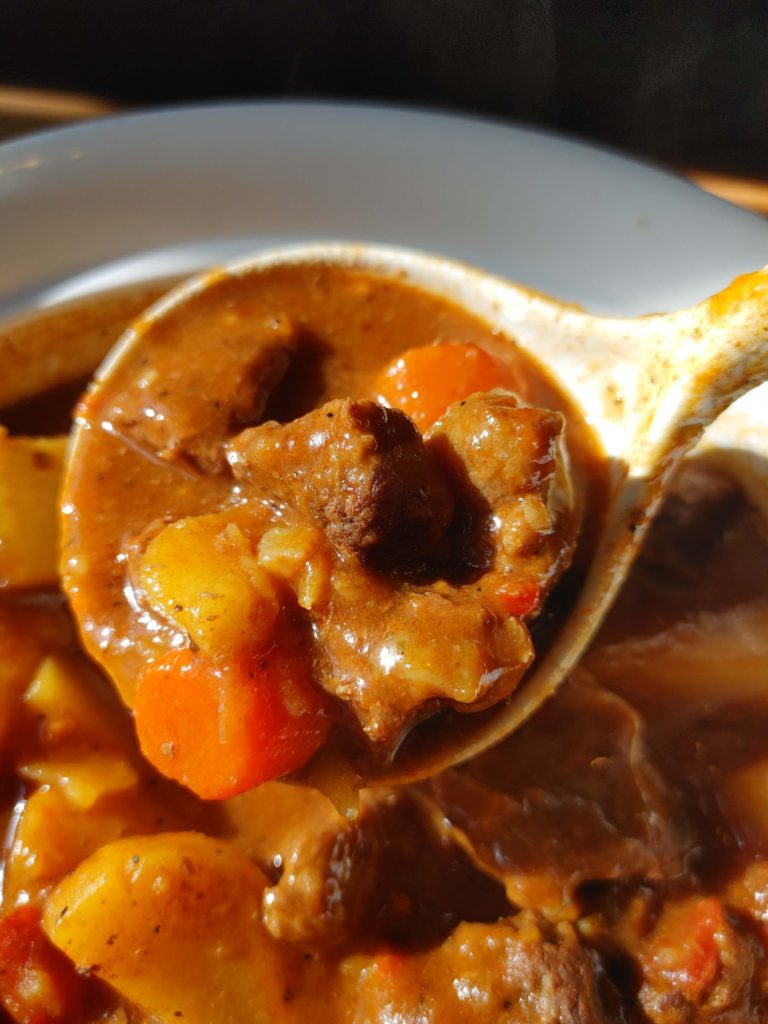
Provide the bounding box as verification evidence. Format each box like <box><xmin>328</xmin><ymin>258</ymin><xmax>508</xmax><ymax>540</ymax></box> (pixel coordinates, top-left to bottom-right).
<box><xmin>227</xmin><ymin>392</ymin><xmax>573</xmax><ymax>745</ymax></box>
<box><xmin>313</xmin><ymin>575</ymin><xmax>533</xmax><ymax>743</ymax></box>
<box><xmin>228</xmin><ymin>398</ymin><xmax>454</xmax><ymax>569</ymax></box>
<box><xmin>429</xmin><ymin>390</ymin><xmax>572</xmax><ymax>603</ymax></box>
<box><xmin>229</xmin><ymin>391</ymin><xmax>571</xmax><ymax>588</ymax></box>
<box><xmin>351</xmin><ymin>912</ymin><xmax>621</xmax><ymax>1023</ymax></box>
<box><xmin>261</xmin><ymin>789</ymin><xmax>510</xmax><ymax>948</ymax></box>
<box><xmin>639</xmin><ymin>895</ymin><xmax>763</xmax><ymax>1023</ymax></box>
<box><xmin>106</xmin><ymin>317</ymin><xmax>298</xmax><ymax>473</ymax></box>
<box><xmin>262</xmin><ymin>806</ymin><xmax>379</xmax><ymax>947</ymax></box>
<box><xmin>425</xmin><ymin>679</ymin><xmax>691</xmax><ymax>920</ymax></box>
<box><xmin>430</xmin><ymin>391</ymin><xmax>564</xmax><ymax>506</ymax></box>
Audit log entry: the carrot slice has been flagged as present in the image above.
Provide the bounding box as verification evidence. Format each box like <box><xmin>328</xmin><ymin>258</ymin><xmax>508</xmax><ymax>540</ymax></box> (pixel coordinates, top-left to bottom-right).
<box><xmin>0</xmin><ymin>905</ymin><xmax>84</xmax><ymax>1024</ymax></box>
<box><xmin>134</xmin><ymin>646</ymin><xmax>331</xmax><ymax>799</ymax></box>
<box><xmin>374</xmin><ymin>342</ymin><xmax>521</xmax><ymax>430</ymax></box>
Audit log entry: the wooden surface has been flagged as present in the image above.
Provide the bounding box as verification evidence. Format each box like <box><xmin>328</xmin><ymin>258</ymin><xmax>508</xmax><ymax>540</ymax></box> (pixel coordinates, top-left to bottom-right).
<box><xmin>0</xmin><ymin>86</ymin><xmax>114</xmax><ymax>142</ymax></box>
<box><xmin>686</xmin><ymin>170</ymin><xmax>768</xmax><ymax>218</ymax></box>
<box><xmin>1</xmin><ymin>86</ymin><xmax>766</xmax><ymax>218</ymax></box>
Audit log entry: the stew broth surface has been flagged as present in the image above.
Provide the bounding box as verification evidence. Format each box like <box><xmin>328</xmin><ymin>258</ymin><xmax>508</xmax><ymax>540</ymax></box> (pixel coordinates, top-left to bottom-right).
<box><xmin>61</xmin><ymin>266</ymin><xmax>604</xmax><ymax>776</ymax></box>
<box><xmin>1</xmin><ymin>278</ymin><xmax>767</xmax><ymax>1024</ymax></box>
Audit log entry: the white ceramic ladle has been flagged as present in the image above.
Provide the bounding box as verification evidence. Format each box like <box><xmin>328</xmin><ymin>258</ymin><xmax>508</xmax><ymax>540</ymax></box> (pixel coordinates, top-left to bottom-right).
<box><xmin>66</xmin><ymin>244</ymin><xmax>768</xmax><ymax>783</ymax></box>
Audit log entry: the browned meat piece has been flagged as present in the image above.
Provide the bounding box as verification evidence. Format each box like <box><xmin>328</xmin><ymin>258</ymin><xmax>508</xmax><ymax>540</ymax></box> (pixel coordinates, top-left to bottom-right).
<box><xmin>313</xmin><ymin>575</ymin><xmax>533</xmax><ymax>743</ymax></box>
<box><xmin>638</xmin><ymin>894</ymin><xmax>762</xmax><ymax>1023</ymax></box>
<box><xmin>262</xmin><ymin>805</ymin><xmax>379</xmax><ymax>946</ymax></box>
<box><xmin>424</xmin><ymin>678</ymin><xmax>691</xmax><ymax>920</ymax></box>
<box><xmin>103</xmin><ymin>317</ymin><xmax>298</xmax><ymax>472</ymax></box>
<box><xmin>262</xmin><ymin>789</ymin><xmax>509</xmax><ymax>948</ymax></box>
<box><xmin>228</xmin><ymin>398</ymin><xmax>454</xmax><ymax>569</ymax></box>
<box><xmin>227</xmin><ymin>392</ymin><xmax>572</xmax><ymax>744</ymax></box>
<box><xmin>430</xmin><ymin>391</ymin><xmax>564</xmax><ymax>506</ymax></box>
<box><xmin>726</xmin><ymin>859</ymin><xmax>768</xmax><ymax>934</ymax></box>
<box><xmin>351</xmin><ymin>912</ymin><xmax>621</xmax><ymax>1023</ymax></box>
<box><xmin>429</xmin><ymin>390</ymin><xmax>571</xmax><ymax>609</ymax></box>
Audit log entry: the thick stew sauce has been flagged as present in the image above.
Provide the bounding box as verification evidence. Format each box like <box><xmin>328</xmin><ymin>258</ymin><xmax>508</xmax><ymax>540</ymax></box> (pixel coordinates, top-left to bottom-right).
<box><xmin>61</xmin><ymin>265</ymin><xmax>591</xmax><ymax>789</ymax></box>
<box><xmin>0</xmin><ymin>269</ymin><xmax>767</xmax><ymax>1023</ymax></box>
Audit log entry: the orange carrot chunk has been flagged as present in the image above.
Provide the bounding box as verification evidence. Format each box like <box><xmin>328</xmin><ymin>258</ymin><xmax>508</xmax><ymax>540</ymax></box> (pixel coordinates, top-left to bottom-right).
<box><xmin>0</xmin><ymin>905</ymin><xmax>85</xmax><ymax>1024</ymax></box>
<box><xmin>134</xmin><ymin>646</ymin><xmax>331</xmax><ymax>800</ymax></box>
<box><xmin>374</xmin><ymin>342</ymin><xmax>521</xmax><ymax>430</ymax></box>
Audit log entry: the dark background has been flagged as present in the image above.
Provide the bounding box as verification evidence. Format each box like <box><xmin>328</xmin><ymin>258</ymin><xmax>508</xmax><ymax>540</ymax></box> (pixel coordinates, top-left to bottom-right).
<box><xmin>4</xmin><ymin>0</ymin><xmax>768</xmax><ymax>176</ymax></box>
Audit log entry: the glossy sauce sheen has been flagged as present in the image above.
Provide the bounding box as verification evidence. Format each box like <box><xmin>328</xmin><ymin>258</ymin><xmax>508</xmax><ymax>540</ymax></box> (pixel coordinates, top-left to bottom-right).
<box><xmin>2</xmin><ymin>280</ymin><xmax>768</xmax><ymax>1024</ymax></box>
<box><xmin>62</xmin><ymin>265</ymin><xmax>603</xmax><ymax>772</ymax></box>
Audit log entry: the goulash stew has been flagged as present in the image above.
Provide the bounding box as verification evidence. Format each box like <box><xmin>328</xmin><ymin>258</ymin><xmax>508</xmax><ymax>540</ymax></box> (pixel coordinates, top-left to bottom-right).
<box><xmin>1</xmin><ymin>266</ymin><xmax>767</xmax><ymax>1024</ymax></box>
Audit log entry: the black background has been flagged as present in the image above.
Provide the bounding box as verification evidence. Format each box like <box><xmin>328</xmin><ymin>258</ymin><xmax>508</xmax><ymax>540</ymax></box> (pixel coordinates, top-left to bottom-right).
<box><xmin>4</xmin><ymin>0</ymin><xmax>768</xmax><ymax>175</ymax></box>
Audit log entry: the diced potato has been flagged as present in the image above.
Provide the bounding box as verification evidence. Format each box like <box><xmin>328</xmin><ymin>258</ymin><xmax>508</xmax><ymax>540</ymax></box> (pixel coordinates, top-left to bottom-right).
<box><xmin>257</xmin><ymin>523</ymin><xmax>331</xmax><ymax>611</ymax></box>
<box><xmin>0</xmin><ymin>432</ymin><xmax>67</xmax><ymax>589</ymax></box>
<box><xmin>44</xmin><ymin>833</ymin><xmax>304</xmax><ymax>1024</ymax></box>
<box><xmin>586</xmin><ymin>601</ymin><xmax>768</xmax><ymax>707</ymax></box>
<box><xmin>0</xmin><ymin>602</ymin><xmax>75</xmax><ymax>752</ymax></box>
<box><xmin>138</xmin><ymin>513</ymin><xmax>280</xmax><ymax>656</ymax></box>
<box><xmin>720</xmin><ymin>757</ymin><xmax>768</xmax><ymax>849</ymax></box>
<box><xmin>18</xmin><ymin>756</ymin><xmax>138</xmax><ymax>809</ymax></box>
<box><xmin>13</xmin><ymin>655</ymin><xmax>140</xmax><ymax>810</ymax></box>
<box><xmin>22</xmin><ymin>655</ymin><xmax>134</xmax><ymax>757</ymax></box>
<box><xmin>3</xmin><ymin>786</ymin><xmax>179</xmax><ymax>906</ymax></box>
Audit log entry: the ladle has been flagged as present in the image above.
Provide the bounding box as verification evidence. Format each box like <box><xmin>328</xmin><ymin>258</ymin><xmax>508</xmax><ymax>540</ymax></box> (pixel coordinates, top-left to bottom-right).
<box><xmin>62</xmin><ymin>244</ymin><xmax>768</xmax><ymax>784</ymax></box>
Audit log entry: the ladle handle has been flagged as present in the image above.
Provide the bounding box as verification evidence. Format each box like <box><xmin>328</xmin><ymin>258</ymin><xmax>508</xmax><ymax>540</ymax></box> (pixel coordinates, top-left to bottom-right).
<box><xmin>579</xmin><ymin>264</ymin><xmax>768</xmax><ymax>607</ymax></box>
<box><xmin>662</xmin><ymin>266</ymin><xmax>768</xmax><ymax>434</ymax></box>
<box><xmin>494</xmin><ymin>263</ymin><xmax>768</xmax><ymax>480</ymax></box>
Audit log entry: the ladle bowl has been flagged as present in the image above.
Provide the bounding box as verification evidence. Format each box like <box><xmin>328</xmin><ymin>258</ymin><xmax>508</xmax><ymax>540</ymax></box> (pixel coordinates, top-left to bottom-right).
<box><xmin>63</xmin><ymin>244</ymin><xmax>768</xmax><ymax>785</ymax></box>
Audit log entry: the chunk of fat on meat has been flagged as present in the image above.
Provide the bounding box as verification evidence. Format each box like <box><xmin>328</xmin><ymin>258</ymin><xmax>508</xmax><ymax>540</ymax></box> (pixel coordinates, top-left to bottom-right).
<box><xmin>424</xmin><ymin>677</ymin><xmax>691</xmax><ymax>921</ymax></box>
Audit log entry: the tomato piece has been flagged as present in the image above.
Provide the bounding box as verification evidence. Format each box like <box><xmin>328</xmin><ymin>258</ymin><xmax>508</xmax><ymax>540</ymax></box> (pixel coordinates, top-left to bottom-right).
<box><xmin>374</xmin><ymin>949</ymin><xmax>409</xmax><ymax>980</ymax></box>
<box><xmin>134</xmin><ymin>645</ymin><xmax>331</xmax><ymax>799</ymax></box>
<box><xmin>494</xmin><ymin>580</ymin><xmax>542</xmax><ymax>619</ymax></box>
<box><xmin>374</xmin><ymin>342</ymin><xmax>521</xmax><ymax>430</ymax></box>
<box><xmin>642</xmin><ymin>897</ymin><xmax>726</xmax><ymax>1001</ymax></box>
<box><xmin>0</xmin><ymin>905</ymin><xmax>84</xmax><ymax>1024</ymax></box>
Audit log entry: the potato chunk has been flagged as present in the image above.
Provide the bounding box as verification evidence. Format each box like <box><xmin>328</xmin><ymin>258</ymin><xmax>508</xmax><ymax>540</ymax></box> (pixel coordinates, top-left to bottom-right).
<box><xmin>0</xmin><ymin>600</ymin><xmax>74</xmax><ymax>750</ymax></box>
<box><xmin>13</xmin><ymin>655</ymin><xmax>140</xmax><ymax>808</ymax></box>
<box><xmin>5</xmin><ymin>786</ymin><xmax>174</xmax><ymax>907</ymax></box>
<box><xmin>22</xmin><ymin>654</ymin><xmax>134</xmax><ymax>756</ymax></box>
<box><xmin>44</xmin><ymin>832</ymin><xmax>301</xmax><ymax>1024</ymax></box>
<box><xmin>720</xmin><ymin>757</ymin><xmax>768</xmax><ymax>848</ymax></box>
<box><xmin>257</xmin><ymin>522</ymin><xmax>331</xmax><ymax>611</ymax></box>
<box><xmin>0</xmin><ymin>432</ymin><xmax>66</xmax><ymax>589</ymax></box>
<box><xmin>137</xmin><ymin>512</ymin><xmax>280</xmax><ymax>656</ymax></box>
